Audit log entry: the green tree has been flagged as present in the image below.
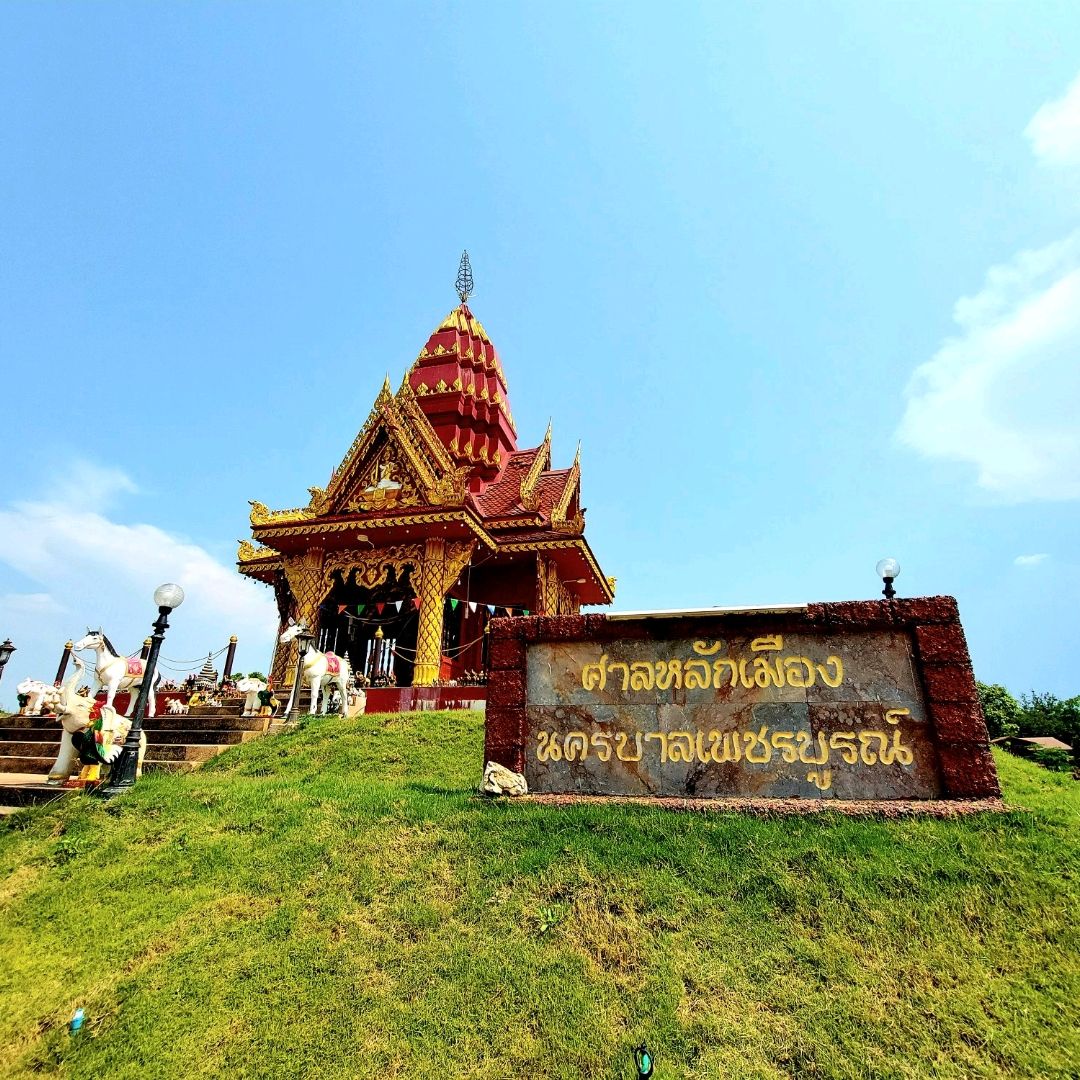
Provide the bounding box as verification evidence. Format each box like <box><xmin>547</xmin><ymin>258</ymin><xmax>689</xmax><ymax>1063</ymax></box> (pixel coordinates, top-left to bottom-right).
<box><xmin>1019</xmin><ymin>691</ymin><xmax>1080</xmax><ymax>760</ymax></box>
<box><xmin>977</xmin><ymin>682</ymin><xmax>1022</xmax><ymax>740</ymax></box>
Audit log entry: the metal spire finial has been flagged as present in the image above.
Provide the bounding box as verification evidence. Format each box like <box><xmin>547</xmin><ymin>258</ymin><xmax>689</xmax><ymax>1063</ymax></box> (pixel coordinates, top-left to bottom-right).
<box><xmin>455</xmin><ymin>250</ymin><xmax>474</xmax><ymax>304</ymax></box>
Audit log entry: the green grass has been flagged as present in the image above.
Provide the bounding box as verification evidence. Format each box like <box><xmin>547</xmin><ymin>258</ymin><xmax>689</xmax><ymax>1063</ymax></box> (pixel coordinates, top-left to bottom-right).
<box><xmin>1</xmin><ymin>711</ymin><xmax>1077</xmax><ymax>1079</ymax></box>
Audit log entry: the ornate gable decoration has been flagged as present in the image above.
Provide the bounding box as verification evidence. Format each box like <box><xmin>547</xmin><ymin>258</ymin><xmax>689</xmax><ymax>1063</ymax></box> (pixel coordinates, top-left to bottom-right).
<box><xmin>520</xmin><ymin>422</ymin><xmax>553</xmax><ymax>512</ymax></box>
<box><xmin>322</xmin><ymin>375</ymin><xmax>468</xmax><ymax>515</ymax></box>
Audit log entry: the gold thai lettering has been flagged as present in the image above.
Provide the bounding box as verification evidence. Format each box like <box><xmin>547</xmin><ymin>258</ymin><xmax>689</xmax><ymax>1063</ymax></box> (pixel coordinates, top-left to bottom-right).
<box><xmin>751</xmin><ymin>635</ymin><xmax>783</xmax><ymax>652</ymax></box>
<box><xmin>807</xmin><ymin>768</ymin><xmax>832</xmax><ymax>791</ymax></box>
<box><xmin>684</xmin><ymin>659</ymin><xmax>712</xmax><ymax>689</ymax></box>
<box><xmin>607</xmin><ymin>661</ymin><xmax>630</xmax><ymax>691</ymax></box>
<box><xmin>770</xmin><ymin>730</ymin><xmax>798</xmax><ymax>763</ymax></box>
<box><xmin>578</xmin><ymin>641</ymin><xmax>844</xmax><ymax>694</ymax></box>
<box><xmin>629</xmin><ymin>662</ymin><xmax>655</xmax><ymax>691</ymax></box>
<box><xmin>816</xmin><ymin>657</ymin><xmax>843</xmax><ymax>688</ymax></box>
<box><xmin>796</xmin><ymin>730</ymin><xmax>830</xmax><ymax>764</ymax></box>
<box><xmin>829</xmin><ymin>731</ymin><xmax>858</xmax><ymax>764</ymax></box>
<box><xmin>581</xmin><ymin>655</ymin><xmax>608</xmax><ymax>691</ymax></box>
<box><xmin>590</xmin><ymin>732</ymin><xmax>613</xmax><ymax>761</ymax></box>
<box><xmin>885</xmin><ymin>708</ymin><xmax>910</xmax><ymax>726</ymax></box>
<box><xmin>564</xmin><ymin>732</ymin><xmax>589</xmax><ymax>761</ymax></box>
<box><xmin>742</xmin><ymin>725</ymin><xmax>773</xmax><ymax>763</ymax></box>
<box><xmin>535</xmin><ymin>723</ymin><xmax>914</xmax><ymax>771</ymax></box>
<box><xmin>614</xmin><ymin>732</ymin><xmax>644</xmax><ymax>761</ymax></box>
<box><xmin>713</xmin><ymin>658</ymin><xmax>738</xmax><ymax>687</ymax></box>
<box><xmin>654</xmin><ymin>659</ymin><xmax>683</xmax><ymax>690</ymax></box>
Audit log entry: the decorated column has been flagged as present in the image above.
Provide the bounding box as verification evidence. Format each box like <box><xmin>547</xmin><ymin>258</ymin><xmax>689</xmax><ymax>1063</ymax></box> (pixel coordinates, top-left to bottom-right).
<box><xmin>413</xmin><ymin>537</ymin><xmax>447</xmax><ymax>686</ymax></box>
<box><xmin>281</xmin><ymin>549</ymin><xmax>327</xmax><ymax>687</ymax></box>
<box><xmin>53</xmin><ymin>641</ymin><xmax>74</xmax><ymax>687</ymax></box>
<box><xmin>222</xmin><ymin>635</ymin><xmax>238</xmax><ymax>682</ymax></box>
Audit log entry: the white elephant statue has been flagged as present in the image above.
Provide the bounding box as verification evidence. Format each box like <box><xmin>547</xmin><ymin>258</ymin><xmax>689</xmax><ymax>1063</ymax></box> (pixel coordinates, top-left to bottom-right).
<box><xmin>235</xmin><ymin>677</ymin><xmax>268</xmax><ymax>717</ymax></box>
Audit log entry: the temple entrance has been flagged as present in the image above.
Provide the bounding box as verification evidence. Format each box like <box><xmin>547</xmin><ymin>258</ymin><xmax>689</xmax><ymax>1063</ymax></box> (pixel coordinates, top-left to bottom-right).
<box><xmin>319</xmin><ymin>567</ymin><xmax>420</xmax><ymax>686</ymax></box>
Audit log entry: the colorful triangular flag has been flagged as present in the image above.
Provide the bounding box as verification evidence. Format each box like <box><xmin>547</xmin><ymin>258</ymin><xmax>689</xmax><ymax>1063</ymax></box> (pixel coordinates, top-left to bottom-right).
<box><xmin>376</xmin><ymin>602</ymin><xmax>385</xmax><ymax>615</ymax></box>
<box><xmin>337</xmin><ymin>604</ymin><xmax>347</xmax><ymax>614</ymax></box>
<box><xmin>394</xmin><ymin>600</ymin><xmax>402</xmax><ymax>612</ymax></box>
<box><xmin>412</xmin><ymin>597</ymin><xmax>422</xmax><ymax>610</ymax></box>
<box><xmin>450</xmin><ymin>598</ymin><xmax>459</xmax><ymax>611</ymax></box>
<box><xmin>504</xmin><ymin>607</ymin><xmax>513</xmax><ymax>617</ymax></box>
<box><xmin>523</xmin><ymin>609</ymin><xmax>530</xmax><ymax>616</ymax></box>
<box><xmin>468</xmin><ymin>601</ymin><xmax>477</xmax><ymax>614</ymax></box>
<box><xmin>357</xmin><ymin>603</ymin><xmax>365</xmax><ymax>615</ymax></box>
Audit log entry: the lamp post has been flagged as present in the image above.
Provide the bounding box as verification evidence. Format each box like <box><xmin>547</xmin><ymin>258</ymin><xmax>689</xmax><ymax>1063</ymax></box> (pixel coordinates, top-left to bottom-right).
<box><xmin>876</xmin><ymin>557</ymin><xmax>901</xmax><ymax>600</ymax></box>
<box><xmin>0</xmin><ymin>639</ymin><xmax>15</xmax><ymax>687</ymax></box>
<box><xmin>98</xmin><ymin>583</ymin><xmax>185</xmax><ymax>797</ymax></box>
<box><xmin>54</xmin><ymin>641</ymin><xmax>74</xmax><ymax>686</ymax></box>
<box><xmin>633</xmin><ymin>1044</ymin><xmax>654</xmax><ymax>1079</ymax></box>
<box><xmin>288</xmin><ymin>626</ymin><xmax>314</xmax><ymax>723</ymax></box>
<box><xmin>222</xmin><ymin>635</ymin><xmax>238</xmax><ymax>684</ymax></box>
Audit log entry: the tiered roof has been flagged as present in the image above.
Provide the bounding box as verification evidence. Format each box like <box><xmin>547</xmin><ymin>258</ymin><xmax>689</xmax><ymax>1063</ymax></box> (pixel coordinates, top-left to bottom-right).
<box><xmin>239</xmin><ymin>296</ymin><xmax>613</xmax><ymax>605</ymax></box>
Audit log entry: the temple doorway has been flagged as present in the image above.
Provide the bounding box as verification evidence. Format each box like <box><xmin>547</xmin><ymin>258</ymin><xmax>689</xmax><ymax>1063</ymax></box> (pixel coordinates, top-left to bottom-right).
<box><xmin>319</xmin><ymin>566</ymin><xmax>419</xmax><ymax>686</ymax></box>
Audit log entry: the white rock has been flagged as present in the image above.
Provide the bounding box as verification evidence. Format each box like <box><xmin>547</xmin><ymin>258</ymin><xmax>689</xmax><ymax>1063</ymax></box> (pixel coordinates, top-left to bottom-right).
<box><xmin>482</xmin><ymin>760</ymin><xmax>528</xmax><ymax>797</ymax></box>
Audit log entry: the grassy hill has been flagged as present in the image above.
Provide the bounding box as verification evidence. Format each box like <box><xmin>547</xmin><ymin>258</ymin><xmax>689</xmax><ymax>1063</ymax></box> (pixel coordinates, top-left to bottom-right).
<box><xmin>1</xmin><ymin>710</ymin><xmax>1077</xmax><ymax>1079</ymax></box>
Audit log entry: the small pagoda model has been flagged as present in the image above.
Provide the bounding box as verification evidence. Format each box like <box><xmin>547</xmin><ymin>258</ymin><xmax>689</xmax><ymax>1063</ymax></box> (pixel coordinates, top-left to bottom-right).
<box><xmin>238</xmin><ymin>254</ymin><xmax>615</xmax><ymax>689</ymax></box>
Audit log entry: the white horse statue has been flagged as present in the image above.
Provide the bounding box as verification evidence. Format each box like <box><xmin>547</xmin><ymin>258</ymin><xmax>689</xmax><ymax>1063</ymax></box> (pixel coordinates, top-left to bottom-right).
<box><xmin>279</xmin><ymin>624</ymin><xmax>356</xmax><ymax>716</ymax></box>
<box><xmin>47</xmin><ymin>657</ymin><xmax>147</xmax><ymax>785</ymax></box>
<box><xmin>72</xmin><ymin>630</ymin><xmax>161</xmax><ymax>717</ymax></box>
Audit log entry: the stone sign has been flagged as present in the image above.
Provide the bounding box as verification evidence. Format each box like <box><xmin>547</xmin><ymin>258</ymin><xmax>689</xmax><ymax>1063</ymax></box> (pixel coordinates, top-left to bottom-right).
<box><xmin>484</xmin><ymin>597</ymin><xmax>1000</xmax><ymax>802</ymax></box>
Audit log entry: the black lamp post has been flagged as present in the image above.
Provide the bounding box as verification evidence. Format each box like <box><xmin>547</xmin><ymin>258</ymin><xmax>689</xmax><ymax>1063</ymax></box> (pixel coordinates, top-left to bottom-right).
<box><xmin>876</xmin><ymin>558</ymin><xmax>900</xmax><ymax>600</ymax></box>
<box><xmin>288</xmin><ymin>626</ymin><xmax>314</xmax><ymax>723</ymax></box>
<box><xmin>0</xmin><ymin>638</ymin><xmax>15</xmax><ymax>686</ymax></box>
<box><xmin>98</xmin><ymin>583</ymin><xmax>185</xmax><ymax>797</ymax></box>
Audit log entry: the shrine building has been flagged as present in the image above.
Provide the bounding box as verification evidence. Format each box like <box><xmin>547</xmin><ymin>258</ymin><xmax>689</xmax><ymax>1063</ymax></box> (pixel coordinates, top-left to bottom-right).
<box><xmin>238</xmin><ymin>256</ymin><xmax>615</xmax><ymax>691</ymax></box>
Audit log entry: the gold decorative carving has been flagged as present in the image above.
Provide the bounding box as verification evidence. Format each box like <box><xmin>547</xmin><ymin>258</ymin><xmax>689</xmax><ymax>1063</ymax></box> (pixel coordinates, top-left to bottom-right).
<box><xmin>452</xmin><ymin>376</ymin><xmax>463</xmax><ymax>391</ymax></box>
<box><xmin>551</xmin><ymin>462</ymin><xmax>580</xmax><ymax>524</ymax></box>
<box><xmin>237</xmin><ymin>540</ymin><xmax>279</xmax><ymax>563</ymax></box>
<box><xmin>435</xmin><ymin>379</ymin><xmax>448</xmax><ymax>392</ymax></box>
<box><xmin>249</xmin><ymin>500</ymin><xmax>312</xmax><ymax>526</ymax></box>
<box><xmin>520</xmin><ymin>424</ymin><xmax>552</xmax><ymax>512</ymax></box>
<box><xmin>307</xmin><ymin>486</ymin><xmax>330</xmax><ymax>515</ymax></box>
<box><xmin>322</xmin><ymin>544</ymin><xmax>423</xmax><ymax>592</ymax></box>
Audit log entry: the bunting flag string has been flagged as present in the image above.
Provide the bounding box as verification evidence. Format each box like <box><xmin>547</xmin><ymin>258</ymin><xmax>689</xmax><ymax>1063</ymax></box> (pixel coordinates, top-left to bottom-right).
<box><xmin>450</xmin><ymin>598</ymin><xmax>459</xmax><ymax>611</ymax></box>
<box><xmin>468</xmin><ymin>601</ymin><xmax>477</xmax><ymax>614</ymax></box>
<box><xmin>412</xmin><ymin>597</ymin><xmax>422</xmax><ymax>610</ymax></box>
<box><xmin>394</xmin><ymin>600</ymin><xmax>403</xmax><ymax>613</ymax></box>
<box><xmin>376</xmin><ymin>602</ymin><xmax>385</xmax><ymax>615</ymax></box>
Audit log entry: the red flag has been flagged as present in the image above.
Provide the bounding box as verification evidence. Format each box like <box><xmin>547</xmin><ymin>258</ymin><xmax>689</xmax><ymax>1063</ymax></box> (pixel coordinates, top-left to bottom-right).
<box><xmin>376</xmin><ymin>602</ymin><xmax>385</xmax><ymax>615</ymax></box>
<box><xmin>337</xmin><ymin>605</ymin><xmax>347</xmax><ymax>614</ymax></box>
<box><xmin>412</xmin><ymin>597</ymin><xmax>422</xmax><ymax>610</ymax></box>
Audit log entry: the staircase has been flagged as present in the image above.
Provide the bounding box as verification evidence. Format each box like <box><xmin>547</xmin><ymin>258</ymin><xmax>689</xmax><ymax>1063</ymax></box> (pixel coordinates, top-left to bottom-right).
<box><xmin>0</xmin><ymin>706</ymin><xmax>270</xmax><ymax>810</ymax></box>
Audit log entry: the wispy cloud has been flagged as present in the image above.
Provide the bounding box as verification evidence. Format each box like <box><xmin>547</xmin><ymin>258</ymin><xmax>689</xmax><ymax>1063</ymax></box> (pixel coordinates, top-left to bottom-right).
<box><xmin>1026</xmin><ymin>72</ymin><xmax>1080</xmax><ymax>168</ymax></box>
<box><xmin>898</xmin><ymin>73</ymin><xmax>1080</xmax><ymax>502</ymax></box>
<box><xmin>1014</xmin><ymin>553</ymin><xmax>1050</xmax><ymax>567</ymax></box>
<box><xmin>0</xmin><ymin>462</ymin><xmax>276</xmax><ymax>697</ymax></box>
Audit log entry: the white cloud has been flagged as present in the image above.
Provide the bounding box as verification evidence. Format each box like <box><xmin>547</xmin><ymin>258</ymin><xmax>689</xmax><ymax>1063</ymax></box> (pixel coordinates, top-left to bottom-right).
<box><xmin>898</xmin><ymin>233</ymin><xmax>1080</xmax><ymax>500</ymax></box>
<box><xmin>0</xmin><ymin>463</ymin><xmax>276</xmax><ymax>701</ymax></box>
<box><xmin>898</xmin><ymin>72</ymin><xmax>1080</xmax><ymax>502</ymax></box>
<box><xmin>1014</xmin><ymin>553</ymin><xmax>1050</xmax><ymax>567</ymax></box>
<box><xmin>1026</xmin><ymin>73</ymin><xmax>1080</xmax><ymax>168</ymax></box>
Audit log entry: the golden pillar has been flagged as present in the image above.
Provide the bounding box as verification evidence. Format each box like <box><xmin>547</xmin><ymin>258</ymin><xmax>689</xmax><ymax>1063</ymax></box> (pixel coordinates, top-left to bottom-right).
<box><xmin>281</xmin><ymin>549</ymin><xmax>327</xmax><ymax>687</ymax></box>
<box><xmin>413</xmin><ymin>537</ymin><xmax>446</xmax><ymax>686</ymax></box>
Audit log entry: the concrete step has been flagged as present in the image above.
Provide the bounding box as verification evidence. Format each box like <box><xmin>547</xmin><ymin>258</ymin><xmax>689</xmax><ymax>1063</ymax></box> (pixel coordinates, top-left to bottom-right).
<box><xmin>138</xmin><ymin>743</ymin><xmax>232</xmax><ymax>763</ymax></box>
<box><xmin>142</xmin><ymin>714</ymin><xmax>269</xmax><ymax>731</ymax></box>
<box><xmin>144</xmin><ymin>729</ymin><xmax>261</xmax><ymax>745</ymax></box>
<box><xmin>0</xmin><ymin>755</ymin><xmax>64</xmax><ymax>774</ymax></box>
<box><xmin>0</xmin><ymin>727</ymin><xmax>62</xmax><ymax>742</ymax></box>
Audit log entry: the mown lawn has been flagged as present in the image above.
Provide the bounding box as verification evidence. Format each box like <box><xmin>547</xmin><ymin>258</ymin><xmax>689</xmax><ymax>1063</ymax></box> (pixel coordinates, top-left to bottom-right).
<box><xmin>0</xmin><ymin>710</ymin><xmax>1077</xmax><ymax>1079</ymax></box>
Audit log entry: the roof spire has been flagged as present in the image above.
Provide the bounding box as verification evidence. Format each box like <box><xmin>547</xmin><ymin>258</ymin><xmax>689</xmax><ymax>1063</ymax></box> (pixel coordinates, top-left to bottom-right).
<box><xmin>455</xmin><ymin>250</ymin><xmax>474</xmax><ymax>304</ymax></box>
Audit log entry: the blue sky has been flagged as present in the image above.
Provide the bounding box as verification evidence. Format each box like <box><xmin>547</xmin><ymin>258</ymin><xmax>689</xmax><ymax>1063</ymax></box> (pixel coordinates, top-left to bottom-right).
<box><xmin>1</xmin><ymin>2</ymin><xmax>1079</xmax><ymax>706</ymax></box>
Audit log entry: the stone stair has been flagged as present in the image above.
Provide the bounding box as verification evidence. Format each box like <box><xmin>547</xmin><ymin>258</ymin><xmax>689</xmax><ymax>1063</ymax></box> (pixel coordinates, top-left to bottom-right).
<box><xmin>0</xmin><ymin>706</ymin><xmax>270</xmax><ymax>808</ymax></box>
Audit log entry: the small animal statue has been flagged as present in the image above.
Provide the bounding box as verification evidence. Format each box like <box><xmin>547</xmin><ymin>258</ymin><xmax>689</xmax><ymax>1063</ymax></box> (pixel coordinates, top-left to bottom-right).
<box><xmin>278</xmin><ymin>624</ymin><xmax>352</xmax><ymax>716</ymax></box>
<box><xmin>16</xmin><ymin>678</ymin><xmax>56</xmax><ymax>715</ymax></box>
<box><xmin>72</xmin><ymin>630</ymin><xmax>162</xmax><ymax>717</ymax></box>
<box><xmin>235</xmin><ymin>676</ymin><xmax>268</xmax><ymax>717</ymax></box>
<box><xmin>166</xmin><ymin>698</ymin><xmax>190</xmax><ymax>716</ymax></box>
<box><xmin>47</xmin><ymin>658</ymin><xmax>147</xmax><ymax>785</ymax></box>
